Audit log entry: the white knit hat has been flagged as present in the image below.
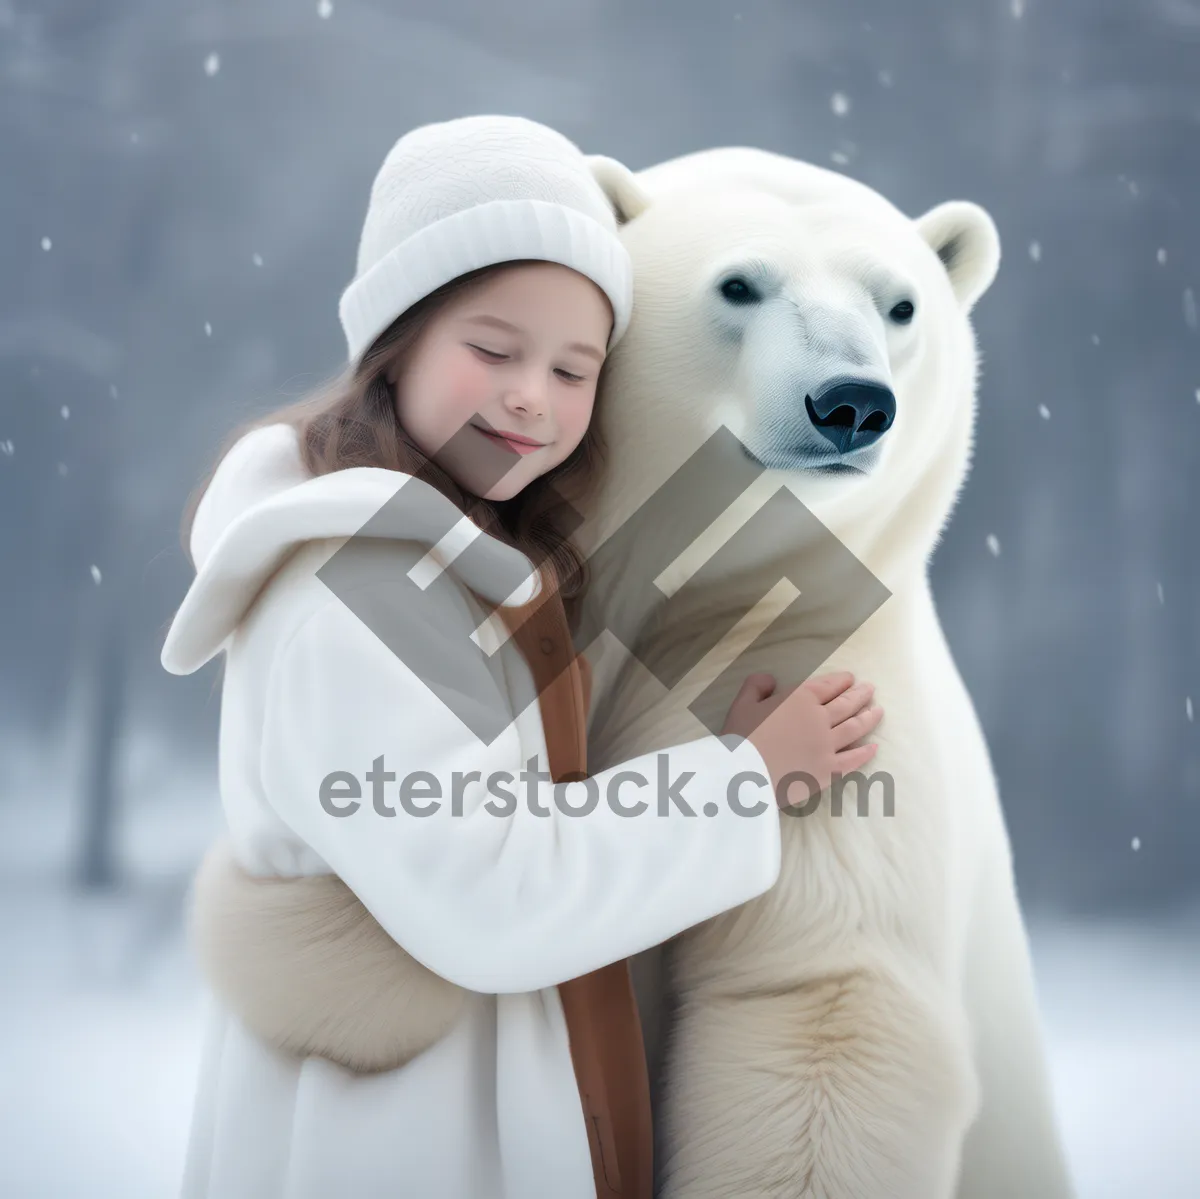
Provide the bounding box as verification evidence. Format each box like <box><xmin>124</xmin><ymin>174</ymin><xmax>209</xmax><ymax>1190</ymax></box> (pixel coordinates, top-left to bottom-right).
<box><xmin>338</xmin><ymin>115</ymin><xmax>634</xmax><ymax>367</ymax></box>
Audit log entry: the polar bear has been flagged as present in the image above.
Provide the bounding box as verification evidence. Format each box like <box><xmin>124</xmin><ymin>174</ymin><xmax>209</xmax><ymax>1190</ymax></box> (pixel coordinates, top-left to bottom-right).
<box><xmin>562</xmin><ymin>147</ymin><xmax>1075</xmax><ymax>1199</ymax></box>
<box><xmin>191</xmin><ymin>147</ymin><xmax>1076</xmax><ymax>1198</ymax></box>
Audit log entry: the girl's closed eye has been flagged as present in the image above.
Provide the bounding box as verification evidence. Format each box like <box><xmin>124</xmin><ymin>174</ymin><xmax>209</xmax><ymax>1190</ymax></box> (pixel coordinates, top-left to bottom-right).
<box><xmin>469</xmin><ymin>344</ymin><xmax>587</xmax><ymax>384</ymax></box>
<box><xmin>468</xmin><ymin>343</ymin><xmax>508</xmax><ymax>362</ymax></box>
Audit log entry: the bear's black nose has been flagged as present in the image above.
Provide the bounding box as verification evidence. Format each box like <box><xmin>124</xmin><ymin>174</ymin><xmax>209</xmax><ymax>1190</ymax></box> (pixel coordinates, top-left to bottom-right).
<box><xmin>805</xmin><ymin>381</ymin><xmax>896</xmax><ymax>455</ymax></box>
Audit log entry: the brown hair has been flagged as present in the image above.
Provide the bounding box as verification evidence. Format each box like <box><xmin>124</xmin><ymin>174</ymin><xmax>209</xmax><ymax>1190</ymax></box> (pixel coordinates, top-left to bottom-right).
<box><xmin>180</xmin><ymin>261</ymin><xmax>608</xmax><ymax>626</ymax></box>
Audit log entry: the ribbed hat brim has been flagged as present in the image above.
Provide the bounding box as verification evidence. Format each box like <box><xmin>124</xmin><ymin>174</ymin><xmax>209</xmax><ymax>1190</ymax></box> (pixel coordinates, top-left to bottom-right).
<box><xmin>339</xmin><ymin>198</ymin><xmax>632</xmax><ymax>367</ymax></box>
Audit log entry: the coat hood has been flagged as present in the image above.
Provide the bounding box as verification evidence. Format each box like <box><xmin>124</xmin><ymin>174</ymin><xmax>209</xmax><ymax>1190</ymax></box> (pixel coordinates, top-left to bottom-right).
<box><xmin>160</xmin><ymin>422</ymin><xmax>543</xmax><ymax>676</ymax></box>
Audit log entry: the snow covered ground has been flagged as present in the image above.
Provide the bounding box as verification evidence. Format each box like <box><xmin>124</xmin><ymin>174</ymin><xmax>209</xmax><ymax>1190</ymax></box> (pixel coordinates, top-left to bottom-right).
<box><xmin>0</xmin><ymin>878</ymin><xmax>207</xmax><ymax>1199</ymax></box>
<box><xmin>2</xmin><ymin>880</ymin><xmax>1195</xmax><ymax>1198</ymax></box>
<box><xmin>0</xmin><ymin>746</ymin><xmax>1196</xmax><ymax>1197</ymax></box>
<box><xmin>1028</xmin><ymin>911</ymin><xmax>1200</xmax><ymax>1199</ymax></box>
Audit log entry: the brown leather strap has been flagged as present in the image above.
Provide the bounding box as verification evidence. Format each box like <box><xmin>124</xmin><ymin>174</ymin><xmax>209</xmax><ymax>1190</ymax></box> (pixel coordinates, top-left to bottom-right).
<box><xmin>496</xmin><ymin>569</ymin><xmax>654</xmax><ymax>1199</ymax></box>
<box><xmin>556</xmin><ymin>963</ymin><xmax>654</xmax><ymax>1197</ymax></box>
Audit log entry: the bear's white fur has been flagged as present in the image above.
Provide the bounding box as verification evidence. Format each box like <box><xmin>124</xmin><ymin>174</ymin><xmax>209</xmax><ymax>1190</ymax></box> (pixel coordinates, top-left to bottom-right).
<box><xmin>568</xmin><ymin>148</ymin><xmax>1075</xmax><ymax>1199</ymax></box>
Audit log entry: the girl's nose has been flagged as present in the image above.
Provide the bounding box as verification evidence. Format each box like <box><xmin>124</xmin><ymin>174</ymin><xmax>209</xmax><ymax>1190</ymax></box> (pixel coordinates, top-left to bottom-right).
<box><xmin>503</xmin><ymin>382</ymin><xmax>547</xmax><ymax>418</ymax></box>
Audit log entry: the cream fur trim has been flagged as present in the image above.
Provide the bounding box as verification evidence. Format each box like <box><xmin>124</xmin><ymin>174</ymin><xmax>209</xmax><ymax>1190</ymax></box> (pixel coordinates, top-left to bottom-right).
<box><xmin>188</xmin><ymin>839</ymin><xmax>468</xmax><ymax>1074</ymax></box>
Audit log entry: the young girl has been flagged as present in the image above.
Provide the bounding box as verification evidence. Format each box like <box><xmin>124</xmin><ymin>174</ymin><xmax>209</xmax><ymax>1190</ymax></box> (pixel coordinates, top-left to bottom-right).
<box><xmin>161</xmin><ymin>115</ymin><xmax>883</xmax><ymax>1199</ymax></box>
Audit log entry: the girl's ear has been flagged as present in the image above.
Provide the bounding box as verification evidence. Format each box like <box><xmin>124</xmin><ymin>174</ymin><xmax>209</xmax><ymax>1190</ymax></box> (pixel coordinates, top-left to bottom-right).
<box><xmin>915</xmin><ymin>200</ymin><xmax>1001</xmax><ymax>312</ymax></box>
<box><xmin>586</xmin><ymin>154</ymin><xmax>652</xmax><ymax>226</ymax></box>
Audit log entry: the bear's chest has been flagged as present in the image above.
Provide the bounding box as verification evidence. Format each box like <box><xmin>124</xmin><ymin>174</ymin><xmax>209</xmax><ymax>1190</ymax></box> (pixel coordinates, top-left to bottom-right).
<box><xmin>589</xmin><ymin>595</ymin><xmax>992</xmax><ymax>970</ymax></box>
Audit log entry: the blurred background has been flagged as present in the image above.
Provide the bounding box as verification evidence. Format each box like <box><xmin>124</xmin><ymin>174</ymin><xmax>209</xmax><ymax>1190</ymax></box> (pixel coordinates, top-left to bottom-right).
<box><xmin>1</xmin><ymin>0</ymin><xmax>1197</xmax><ymax>1194</ymax></box>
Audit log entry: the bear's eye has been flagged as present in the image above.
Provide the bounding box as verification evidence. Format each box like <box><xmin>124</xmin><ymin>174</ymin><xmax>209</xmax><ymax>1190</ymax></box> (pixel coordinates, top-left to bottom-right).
<box><xmin>890</xmin><ymin>299</ymin><xmax>916</xmax><ymax>324</ymax></box>
<box><xmin>719</xmin><ymin>277</ymin><xmax>760</xmax><ymax>305</ymax></box>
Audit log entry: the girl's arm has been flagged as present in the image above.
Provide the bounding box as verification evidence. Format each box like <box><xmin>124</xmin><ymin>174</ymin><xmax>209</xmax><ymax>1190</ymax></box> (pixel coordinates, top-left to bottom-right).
<box><xmin>256</xmin><ymin>589</ymin><xmax>781</xmax><ymax>996</ymax></box>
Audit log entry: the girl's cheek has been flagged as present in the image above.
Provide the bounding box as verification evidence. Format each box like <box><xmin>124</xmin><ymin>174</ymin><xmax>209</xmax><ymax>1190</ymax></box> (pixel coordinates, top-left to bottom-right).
<box><xmin>454</xmin><ymin>352</ymin><xmax>493</xmax><ymax>391</ymax></box>
<box><xmin>566</xmin><ymin>392</ymin><xmax>597</xmax><ymax>441</ymax></box>
<box><xmin>425</xmin><ymin>349</ymin><xmax>486</xmax><ymax>394</ymax></box>
<box><xmin>554</xmin><ymin>418</ymin><xmax>588</xmax><ymax>460</ymax></box>
<box><xmin>450</xmin><ymin>360</ymin><xmax>497</xmax><ymax>418</ymax></box>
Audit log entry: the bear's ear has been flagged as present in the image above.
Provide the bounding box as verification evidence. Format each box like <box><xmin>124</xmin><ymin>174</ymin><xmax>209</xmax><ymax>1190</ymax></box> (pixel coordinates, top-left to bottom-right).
<box><xmin>915</xmin><ymin>201</ymin><xmax>1001</xmax><ymax>312</ymax></box>
<box><xmin>586</xmin><ymin>154</ymin><xmax>651</xmax><ymax>226</ymax></box>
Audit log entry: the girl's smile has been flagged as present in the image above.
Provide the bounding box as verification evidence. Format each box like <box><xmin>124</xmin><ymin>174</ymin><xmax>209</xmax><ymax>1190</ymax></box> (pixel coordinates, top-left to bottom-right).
<box><xmin>471</xmin><ymin>424</ymin><xmax>551</xmax><ymax>455</ymax></box>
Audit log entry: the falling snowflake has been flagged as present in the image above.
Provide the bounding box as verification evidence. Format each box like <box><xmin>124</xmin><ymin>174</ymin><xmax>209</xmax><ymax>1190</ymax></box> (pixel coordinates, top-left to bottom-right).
<box><xmin>1091</xmin><ymin>333</ymin><xmax>1101</xmax><ymax>346</ymax></box>
<box><xmin>1131</xmin><ymin>836</ymin><xmax>1141</xmax><ymax>852</ymax></box>
<box><xmin>1129</xmin><ymin>180</ymin><xmax>1140</xmax><ymax>197</ymax></box>
<box><xmin>60</xmin><ymin>405</ymin><xmax>69</xmax><ymax>420</ymax></box>
<box><xmin>1037</xmin><ymin>403</ymin><xmax>1051</xmax><ymax>420</ymax></box>
<box><xmin>1028</xmin><ymin>240</ymin><xmax>1042</xmax><ymax>262</ymax></box>
<box><xmin>318</xmin><ymin>0</ymin><xmax>334</xmax><ymax>16</ymax></box>
<box><xmin>831</xmin><ymin>92</ymin><xmax>850</xmax><ymax>117</ymax></box>
<box><xmin>878</xmin><ymin>69</ymin><xmax>894</xmax><ymax>87</ymax></box>
<box><xmin>204</xmin><ymin>53</ymin><xmax>220</xmax><ymax>77</ymax></box>
<box><xmin>1183</xmin><ymin>287</ymin><xmax>1197</xmax><ymax>331</ymax></box>
<box><xmin>1011</xmin><ymin>0</ymin><xmax>1025</xmax><ymax>17</ymax></box>
<box><xmin>40</xmin><ymin>236</ymin><xmax>51</xmax><ymax>251</ymax></box>
<box><xmin>1157</xmin><ymin>248</ymin><xmax>1168</xmax><ymax>265</ymax></box>
<box><xmin>108</xmin><ymin>384</ymin><xmax>119</xmax><ymax>399</ymax></box>
<box><xmin>204</xmin><ymin>321</ymin><xmax>213</xmax><ymax>337</ymax></box>
<box><xmin>0</xmin><ymin>439</ymin><xmax>13</xmax><ymax>456</ymax></box>
<box><xmin>1187</xmin><ymin>696</ymin><xmax>1194</xmax><ymax>723</ymax></box>
<box><xmin>1194</xmin><ymin>388</ymin><xmax>1200</xmax><ymax>405</ymax></box>
<box><xmin>57</xmin><ymin>462</ymin><xmax>68</xmax><ymax>477</ymax></box>
<box><xmin>986</xmin><ymin>534</ymin><xmax>1001</xmax><ymax>557</ymax></box>
<box><xmin>130</xmin><ymin>131</ymin><xmax>140</xmax><ymax>145</ymax></box>
<box><xmin>831</xmin><ymin>151</ymin><xmax>850</xmax><ymax>166</ymax></box>
<box><xmin>90</xmin><ymin>564</ymin><xmax>102</xmax><ymax>584</ymax></box>
<box><xmin>1156</xmin><ymin>580</ymin><xmax>1164</xmax><ymax>605</ymax></box>
<box><xmin>252</xmin><ymin>253</ymin><xmax>264</xmax><ymax>267</ymax></box>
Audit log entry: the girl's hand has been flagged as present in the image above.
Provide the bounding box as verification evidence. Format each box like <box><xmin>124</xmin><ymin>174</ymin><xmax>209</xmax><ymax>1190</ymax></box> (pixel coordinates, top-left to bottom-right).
<box><xmin>721</xmin><ymin>671</ymin><xmax>883</xmax><ymax>809</ymax></box>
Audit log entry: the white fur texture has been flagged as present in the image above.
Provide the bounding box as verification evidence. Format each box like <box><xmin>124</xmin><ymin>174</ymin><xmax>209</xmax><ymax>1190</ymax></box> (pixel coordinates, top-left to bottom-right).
<box><xmin>566</xmin><ymin>147</ymin><xmax>1074</xmax><ymax>1199</ymax></box>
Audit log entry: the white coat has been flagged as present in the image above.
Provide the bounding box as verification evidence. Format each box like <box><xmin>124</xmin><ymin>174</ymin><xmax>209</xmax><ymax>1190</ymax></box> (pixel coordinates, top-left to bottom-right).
<box><xmin>160</xmin><ymin>422</ymin><xmax>783</xmax><ymax>1199</ymax></box>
